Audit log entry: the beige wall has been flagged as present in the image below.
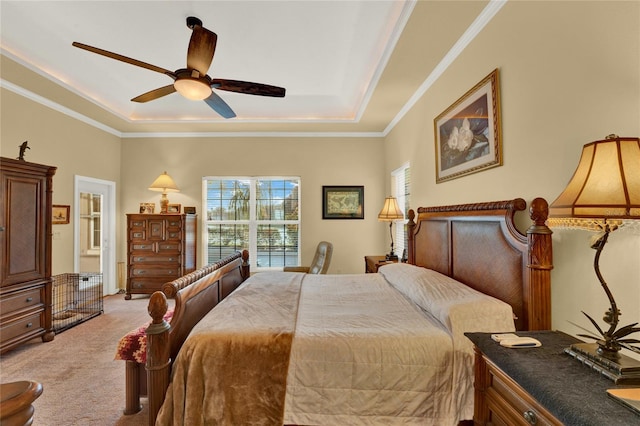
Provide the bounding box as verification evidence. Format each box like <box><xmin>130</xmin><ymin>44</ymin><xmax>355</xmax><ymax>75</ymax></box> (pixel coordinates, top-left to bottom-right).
<box><xmin>120</xmin><ymin>137</ymin><xmax>385</xmax><ymax>274</ymax></box>
<box><xmin>0</xmin><ymin>90</ymin><xmax>122</xmax><ymax>276</ymax></box>
<box><xmin>383</xmin><ymin>1</ymin><xmax>640</xmax><ymax>354</ymax></box>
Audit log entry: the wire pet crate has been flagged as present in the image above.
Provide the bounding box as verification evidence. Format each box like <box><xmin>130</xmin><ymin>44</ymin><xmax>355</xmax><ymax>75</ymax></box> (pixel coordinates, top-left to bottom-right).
<box><xmin>52</xmin><ymin>273</ymin><xmax>103</xmax><ymax>333</ymax></box>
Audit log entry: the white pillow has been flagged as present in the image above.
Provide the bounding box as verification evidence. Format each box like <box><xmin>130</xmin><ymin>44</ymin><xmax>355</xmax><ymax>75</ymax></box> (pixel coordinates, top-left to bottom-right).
<box><xmin>378</xmin><ymin>263</ymin><xmax>515</xmax><ymax>336</ymax></box>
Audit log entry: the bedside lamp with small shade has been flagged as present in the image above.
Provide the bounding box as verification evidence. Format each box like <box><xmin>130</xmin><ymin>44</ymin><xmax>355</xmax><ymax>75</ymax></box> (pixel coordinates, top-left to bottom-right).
<box><xmin>149</xmin><ymin>171</ymin><xmax>180</xmax><ymax>214</ymax></box>
<box><xmin>378</xmin><ymin>196</ymin><xmax>404</xmax><ymax>261</ymax></box>
<box><xmin>548</xmin><ymin>134</ymin><xmax>640</xmax><ymax>384</ymax></box>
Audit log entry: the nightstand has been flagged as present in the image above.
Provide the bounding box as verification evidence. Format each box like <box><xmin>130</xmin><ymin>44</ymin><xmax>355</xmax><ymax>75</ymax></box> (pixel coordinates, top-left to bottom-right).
<box><xmin>466</xmin><ymin>331</ymin><xmax>639</xmax><ymax>425</ymax></box>
<box><xmin>364</xmin><ymin>255</ymin><xmax>397</xmax><ymax>273</ymax></box>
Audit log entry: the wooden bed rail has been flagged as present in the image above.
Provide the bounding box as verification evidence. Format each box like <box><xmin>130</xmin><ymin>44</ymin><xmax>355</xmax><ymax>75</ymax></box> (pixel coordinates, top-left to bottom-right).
<box><xmin>145</xmin><ymin>250</ymin><xmax>250</xmax><ymax>426</ymax></box>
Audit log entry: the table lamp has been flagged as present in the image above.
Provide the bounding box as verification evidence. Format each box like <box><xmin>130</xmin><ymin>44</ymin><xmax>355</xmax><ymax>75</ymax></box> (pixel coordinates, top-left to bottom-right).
<box><xmin>148</xmin><ymin>171</ymin><xmax>179</xmax><ymax>214</ymax></box>
<box><xmin>548</xmin><ymin>134</ymin><xmax>640</xmax><ymax>384</ymax></box>
<box><xmin>378</xmin><ymin>196</ymin><xmax>404</xmax><ymax>260</ymax></box>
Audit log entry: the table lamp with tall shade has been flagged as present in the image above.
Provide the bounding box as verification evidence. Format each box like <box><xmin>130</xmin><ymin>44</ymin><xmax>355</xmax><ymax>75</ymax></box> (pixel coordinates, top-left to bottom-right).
<box><xmin>548</xmin><ymin>134</ymin><xmax>640</xmax><ymax>384</ymax></box>
<box><xmin>148</xmin><ymin>171</ymin><xmax>180</xmax><ymax>214</ymax></box>
<box><xmin>378</xmin><ymin>196</ymin><xmax>404</xmax><ymax>261</ymax></box>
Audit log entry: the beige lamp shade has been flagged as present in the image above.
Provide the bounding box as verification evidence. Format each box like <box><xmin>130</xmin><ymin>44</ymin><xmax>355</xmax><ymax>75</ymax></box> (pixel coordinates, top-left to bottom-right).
<box><xmin>149</xmin><ymin>171</ymin><xmax>179</xmax><ymax>214</ymax></box>
<box><xmin>378</xmin><ymin>196</ymin><xmax>404</xmax><ymax>221</ymax></box>
<box><xmin>548</xmin><ymin>136</ymin><xmax>640</xmax><ymax>230</ymax></box>
<box><xmin>148</xmin><ymin>171</ymin><xmax>180</xmax><ymax>193</ymax></box>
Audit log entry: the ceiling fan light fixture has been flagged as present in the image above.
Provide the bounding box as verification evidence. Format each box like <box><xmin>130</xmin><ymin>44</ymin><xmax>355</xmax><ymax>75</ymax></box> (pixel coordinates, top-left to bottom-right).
<box><xmin>174</xmin><ymin>78</ymin><xmax>211</xmax><ymax>100</ymax></box>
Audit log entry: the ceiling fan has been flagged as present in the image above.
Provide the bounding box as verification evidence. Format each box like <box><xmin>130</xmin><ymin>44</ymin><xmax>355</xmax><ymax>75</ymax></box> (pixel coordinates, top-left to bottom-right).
<box><xmin>72</xmin><ymin>16</ymin><xmax>285</xmax><ymax>119</ymax></box>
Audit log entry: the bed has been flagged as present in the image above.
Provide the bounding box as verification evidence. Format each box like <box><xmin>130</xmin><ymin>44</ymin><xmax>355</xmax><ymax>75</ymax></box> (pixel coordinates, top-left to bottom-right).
<box><xmin>142</xmin><ymin>197</ymin><xmax>553</xmax><ymax>426</ymax></box>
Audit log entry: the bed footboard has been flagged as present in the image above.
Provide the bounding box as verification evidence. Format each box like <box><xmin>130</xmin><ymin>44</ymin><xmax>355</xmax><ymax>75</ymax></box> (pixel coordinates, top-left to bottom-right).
<box><xmin>145</xmin><ymin>250</ymin><xmax>249</xmax><ymax>426</ymax></box>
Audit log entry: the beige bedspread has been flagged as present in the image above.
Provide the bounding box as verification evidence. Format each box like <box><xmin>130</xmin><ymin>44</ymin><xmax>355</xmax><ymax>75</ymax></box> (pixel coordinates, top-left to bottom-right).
<box><xmin>283</xmin><ymin>273</ymin><xmax>456</xmax><ymax>425</ymax></box>
<box><xmin>157</xmin><ymin>267</ymin><xmax>515</xmax><ymax>425</ymax></box>
<box><xmin>156</xmin><ymin>272</ymin><xmax>303</xmax><ymax>426</ymax></box>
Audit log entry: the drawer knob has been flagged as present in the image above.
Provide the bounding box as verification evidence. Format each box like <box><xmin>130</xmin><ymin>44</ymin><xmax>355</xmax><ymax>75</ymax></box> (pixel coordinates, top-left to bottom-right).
<box><xmin>26</xmin><ymin>297</ymin><xmax>33</xmax><ymax>302</ymax></box>
<box><xmin>26</xmin><ymin>322</ymin><xmax>33</xmax><ymax>328</ymax></box>
<box><xmin>523</xmin><ymin>410</ymin><xmax>537</xmax><ymax>425</ymax></box>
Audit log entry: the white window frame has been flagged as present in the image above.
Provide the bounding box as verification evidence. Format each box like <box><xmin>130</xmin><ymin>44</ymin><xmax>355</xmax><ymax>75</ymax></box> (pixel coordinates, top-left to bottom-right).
<box><xmin>202</xmin><ymin>176</ymin><xmax>301</xmax><ymax>271</ymax></box>
<box><xmin>391</xmin><ymin>162</ymin><xmax>410</xmax><ymax>261</ymax></box>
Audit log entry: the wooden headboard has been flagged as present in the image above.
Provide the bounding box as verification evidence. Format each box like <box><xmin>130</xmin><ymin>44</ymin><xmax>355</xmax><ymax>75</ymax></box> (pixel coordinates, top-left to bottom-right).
<box><xmin>407</xmin><ymin>198</ymin><xmax>553</xmax><ymax>331</ymax></box>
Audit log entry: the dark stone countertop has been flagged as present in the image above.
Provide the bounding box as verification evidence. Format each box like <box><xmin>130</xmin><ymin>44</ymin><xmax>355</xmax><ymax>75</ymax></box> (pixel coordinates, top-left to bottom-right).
<box><xmin>465</xmin><ymin>330</ymin><xmax>639</xmax><ymax>426</ymax></box>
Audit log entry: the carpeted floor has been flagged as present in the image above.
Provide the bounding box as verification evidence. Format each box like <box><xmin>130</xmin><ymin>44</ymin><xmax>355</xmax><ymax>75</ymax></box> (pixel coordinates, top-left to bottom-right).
<box><xmin>0</xmin><ymin>293</ymin><xmax>168</xmax><ymax>425</ymax></box>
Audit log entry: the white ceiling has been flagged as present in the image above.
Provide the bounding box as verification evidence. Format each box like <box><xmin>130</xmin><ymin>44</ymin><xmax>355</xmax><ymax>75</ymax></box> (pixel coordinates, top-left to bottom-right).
<box><xmin>0</xmin><ymin>0</ymin><xmax>497</xmax><ymax>135</ymax></box>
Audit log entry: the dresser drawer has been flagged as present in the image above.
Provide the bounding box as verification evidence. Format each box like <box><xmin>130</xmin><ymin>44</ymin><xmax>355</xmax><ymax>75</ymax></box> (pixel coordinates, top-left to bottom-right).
<box><xmin>130</xmin><ymin>255</ymin><xmax>181</xmax><ymax>264</ymax></box>
<box><xmin>128</xmin><ymin>278</ymin><xmax>170</xmax><ymax>292</ymax></box>
<box><xmin>1</xmin><ymin>312</ymin><xmax>43</xmax><ymax>344</ymax></box>
<box><xmin>0</xmin><ymin>287</ymin><xmax>43</xmax><ymax>317</ymax></box>
<box><xmin>130</xmin><ymin>242</ymin><xmax>155</xmax><ymax>252</ymax></box>
<box><xmin>157</xmin><ymin>242</ymin><xmax>181</xmax><ymax>252</ymax></box>
<box><xmin>129</xmin><ymin>229</ymin><xmax>147</xmax><ymax>240</ymax></box>
<box><xmin>166</xmin><ymin>218</ymin><xmax>183</xmax><ymax>228</ymax></box>
<box><xmin>129</xmin><ymin>218</ymin><xmax>147</xmax><ymax>228</ymax></box>
<box><xmin>485</xmin><ymin>359</ymin><xmax>561</xmax><ymax>426</ymax></box>
<box><xmin>130</xmin><ymin>267</ymin><xmax>180</xmax><ymax>278</ymax></box>
<box><xmin>166</xmin><ymin>230</ymin><xmax>183</xmax><ymax>240</ymax></box>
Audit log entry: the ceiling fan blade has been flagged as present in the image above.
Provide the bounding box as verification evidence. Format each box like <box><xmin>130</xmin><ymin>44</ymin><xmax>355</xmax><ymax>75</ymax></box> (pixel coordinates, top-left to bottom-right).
<box><xmin>131</xmin><ymin>85</ymin><xmax>176</xmax><ymax>103</ymax></box>
<box><xmin>210</xmin><ymin>79</ymin><xmax>286</xmax><ymax>97</ymax></box>
<box><xmin>204</xmin><ymin>91</ymin><xmax>236</xmax><ymax>119</ymax></box>
<box><xmin>187</xmin><ymin>25</ymin><xmax>217</xmax><ymax>76</ymax></box>
<box><xmin>72</xmin><ymin>42</ymin><xmax>176</xmax><ymax>77</ymax></box>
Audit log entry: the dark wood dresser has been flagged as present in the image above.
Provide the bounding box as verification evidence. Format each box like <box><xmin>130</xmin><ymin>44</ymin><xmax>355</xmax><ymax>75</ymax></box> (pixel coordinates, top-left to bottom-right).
<box><xmin>467</xmin><ymin>331</ymin><xmax>639</xmax><ymax>426</ymax></box>
<box><xmin>125</xmin><ymin>213</ymin><xmax>196</xmax><ymax>299</ymax></box>
<box><xmin>0</xmin><ymin>157</ymin><xmax>56</xmax><ymax>353</ymax></box>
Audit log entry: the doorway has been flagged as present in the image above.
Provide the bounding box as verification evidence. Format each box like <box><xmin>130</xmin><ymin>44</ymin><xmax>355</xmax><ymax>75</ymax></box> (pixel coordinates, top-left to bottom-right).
<box><xmin>74</xmin><ymin>176</ymin><xmax>117</xmax><ymax>295</ymax></box>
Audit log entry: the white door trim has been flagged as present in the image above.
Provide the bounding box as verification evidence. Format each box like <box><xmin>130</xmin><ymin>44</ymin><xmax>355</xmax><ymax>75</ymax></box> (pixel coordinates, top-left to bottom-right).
<box><xmin>74</xmin><ymin>175</ymin><xmax>117</xmax><ymax>295</ymax></box>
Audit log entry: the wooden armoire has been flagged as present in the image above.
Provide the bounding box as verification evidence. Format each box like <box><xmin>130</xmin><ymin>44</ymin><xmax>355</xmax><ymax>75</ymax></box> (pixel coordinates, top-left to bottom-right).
<box><xmin>0</xmin><ymin>157</ymin><xmax>57</xmax><ymax>354</ymax></box>
<box><xmin>125</xmin><ymin>213</ymin><xmax>197</xmax><ymax>300</ymax></box>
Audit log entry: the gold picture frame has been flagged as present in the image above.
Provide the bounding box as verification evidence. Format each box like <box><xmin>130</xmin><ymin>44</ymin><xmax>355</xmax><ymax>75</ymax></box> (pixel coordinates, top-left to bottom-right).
<box><xmin>167</xmin><ymin>204</ymin><xmax>181</xmax><ymax>214</ymax></box>
<box><xmin>434</xmin><ymin>68</ymin><xmax>503</xmax><ymax>183</ymax></box>
<box><xmin>139</xmin><ymin>203</ymin><xmax>155</xmax><ymax>214</ymax></box>
<box><xmin>52</xmin><ymin>205</ymin><xmax>70</xmax><ymax>224</ymax></box>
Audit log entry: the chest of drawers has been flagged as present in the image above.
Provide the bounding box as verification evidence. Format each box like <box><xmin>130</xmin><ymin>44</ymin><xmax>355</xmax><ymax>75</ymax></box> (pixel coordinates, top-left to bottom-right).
<box><xmin>0</xmin><ymin>157</ymin><xmax>56</xmax><ymax>353</ymax></box>
<box><xmin>125</xmin><ymin>214</ymin><xmax>196</xmax><ymax>299</ymax></box>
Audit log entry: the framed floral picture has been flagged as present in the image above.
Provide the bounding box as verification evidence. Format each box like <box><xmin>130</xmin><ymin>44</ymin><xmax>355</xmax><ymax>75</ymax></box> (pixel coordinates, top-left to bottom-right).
<box><xmin>434</xmin><ymin>68</ymin><xmax>503</xmax><ymax>183</ymax></box>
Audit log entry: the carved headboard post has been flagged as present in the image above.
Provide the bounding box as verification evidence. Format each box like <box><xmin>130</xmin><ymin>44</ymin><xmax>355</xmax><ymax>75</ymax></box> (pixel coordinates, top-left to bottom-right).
<box><xmin>525</xmin><ymin>197</ymin><xmax>554</xmax><ymax>330</ymax></box>
<box><xmin>146</xmin><ymin>292</ymin><xmax>171</xmax><ymax>426</ymax></box>
<box><xmin>241</xmin><ymin>249</ymin><xmax>250</xmax><ymax>279</ymax></box>
<box><xmin>406</xmin><ymin>209</ymin><xmax>416</xmax><ymax>265</ymax></box>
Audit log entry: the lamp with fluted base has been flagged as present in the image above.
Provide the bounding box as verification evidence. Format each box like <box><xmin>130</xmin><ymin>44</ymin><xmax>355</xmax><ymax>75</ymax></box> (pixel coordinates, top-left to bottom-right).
<box><xmin>148</xmin><ymin>171</ymin><xmax>180</xmax><ymax>214</ymax></box>
<box><xmin>378</xmin><ymin>196</ymin><xmax>404</xmax><ymax>261</ymax></box>
<box><xmin>548</xmin><ymin>134</ymin><xmax>640</xmax><ymax>384</ymax></box>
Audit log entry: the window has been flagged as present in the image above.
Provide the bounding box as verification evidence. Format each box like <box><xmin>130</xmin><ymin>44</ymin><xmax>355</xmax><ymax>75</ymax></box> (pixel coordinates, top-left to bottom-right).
<box><xmin>203</xmin><ymin>177</ymin><xmax>300</xmax><ymax>270</ymax></box>
<box><xmin>80</xmin><ymin>192</ymin><xmax>101</xmax><ymax>255</ymax></box>
<box><xmin>391</xmin><ymin>163</ymin><xmax>410</xmax><ymax>260</ymax></box>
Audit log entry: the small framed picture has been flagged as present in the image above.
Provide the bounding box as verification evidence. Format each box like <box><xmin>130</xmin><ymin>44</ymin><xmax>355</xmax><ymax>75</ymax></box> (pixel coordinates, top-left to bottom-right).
<box><xmin>322</xmin><ymin>186</ymin><xmax>364</xmax><ymax>219</ymax></box>
<box><xmin>167</xmin><ymin>204</ymin><xmax>181</xmax><ymax>214</ymax></box>
<box><xmin>184</xmin><ymin>206</ymin><xmax>196</xmax><ymax>214</ymax></box>
<box><xmin>52</xmin><ymin>205</ymin><xmax>70</xmax><ymax>224</ymax></box>
<box><xmin>139</xmin><ymin>203</ymin><xmax>155</xmax><ymax>214</ymax></box>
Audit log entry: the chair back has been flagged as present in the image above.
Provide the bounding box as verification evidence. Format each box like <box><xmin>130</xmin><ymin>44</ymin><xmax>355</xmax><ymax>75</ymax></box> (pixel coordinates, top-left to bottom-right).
<box><xmin>308</xmin><ymin>241</ymin><xmax>333</xmax><ymax>274</ymax></box>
